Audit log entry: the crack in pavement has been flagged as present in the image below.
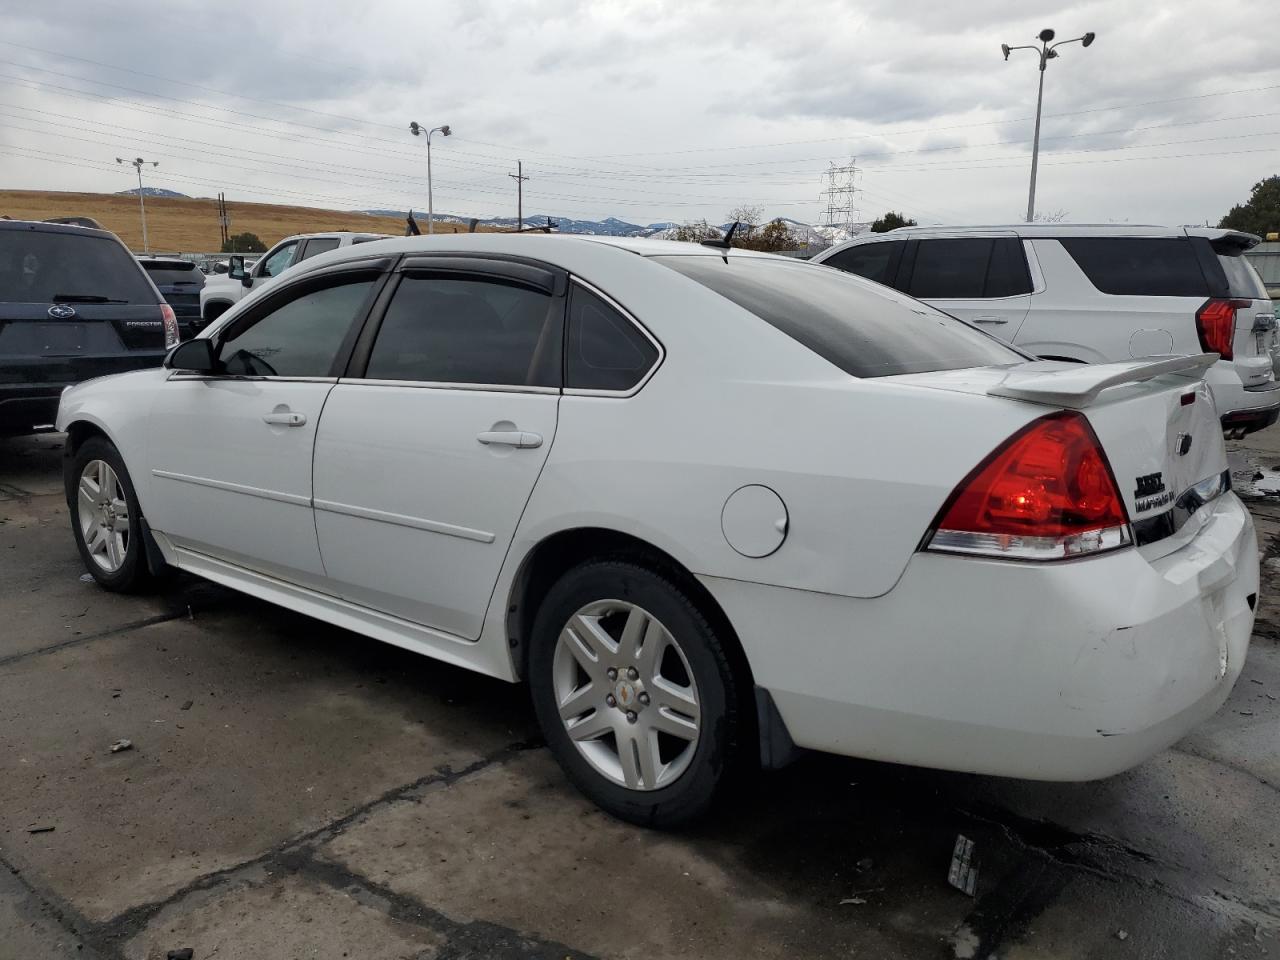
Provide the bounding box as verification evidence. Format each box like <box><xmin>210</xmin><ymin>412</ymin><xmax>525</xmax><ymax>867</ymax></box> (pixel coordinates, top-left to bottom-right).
<box><xmin>77</xmin><ymin>737</ymin><xmax>547</xmax><ymax>959</ymax></box>
<box><xmin>0</xmin><ymin>849</ymin><xmax>102</xmax><ymax>957</ymax></box>
<box><xmin>0</xmin><ymin>611</ymin><xmax>189</xmax><ymax>668</ymax></box>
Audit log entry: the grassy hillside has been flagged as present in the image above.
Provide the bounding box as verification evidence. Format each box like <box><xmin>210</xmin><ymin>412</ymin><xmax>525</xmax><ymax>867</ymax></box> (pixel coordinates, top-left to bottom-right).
<box><xmin>0</xmin><ymin>190</ymin><xmax>491</xmax><ymax>252</ymax></box>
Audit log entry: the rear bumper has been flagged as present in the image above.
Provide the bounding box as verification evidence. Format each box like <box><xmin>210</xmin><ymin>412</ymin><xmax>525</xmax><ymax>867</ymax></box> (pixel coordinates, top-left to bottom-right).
<box><xmin>0</xmin><ymin>354</ymin><xmax>165</xmax><ymax>431</ymax></box>
<box><xmin>1207</xmin><ymin>362</ymin><xmax>1280</xmax><ymax>429</ymax></box>
<box><xmin>701</xmin><ymin>493</ymin><xmax>1257</xmax><ymax>781</ymax></box>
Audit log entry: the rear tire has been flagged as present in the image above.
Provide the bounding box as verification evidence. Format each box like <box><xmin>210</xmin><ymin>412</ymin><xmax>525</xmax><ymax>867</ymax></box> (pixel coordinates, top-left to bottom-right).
<box><xmin>69</xmin><ymin>437</ymin><xmax>154</xmax><ymax>593</ymax></box>
<box><xmin>529</xmin><ymin>559</ymin><xmax>746</xmax><ymax>827</ymax></box>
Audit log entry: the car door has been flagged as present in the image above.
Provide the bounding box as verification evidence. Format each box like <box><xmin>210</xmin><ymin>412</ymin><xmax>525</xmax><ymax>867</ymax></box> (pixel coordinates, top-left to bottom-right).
<box><xmin>246</xmin><ymin>238</ymin><xmax>301</xmax><ymax>296</ymax></box>
<box><xmin>819</xmin><ymin>240</ymin><xmax>905</xmax><ymax>287</ymax></box>
<box><xmin>901</xmin><ymin>235</ymin><xmax>1033</xmax><ymax>340</ymax></box>
<box><xmin>312</xmin><ymin>256</ymin><xmax>565</xmax><ymax>639</ymax></box>
<box><xmin>145</xmin><ymin>262</ymin><xmax>388</xmax><ymax>588</ymax></box>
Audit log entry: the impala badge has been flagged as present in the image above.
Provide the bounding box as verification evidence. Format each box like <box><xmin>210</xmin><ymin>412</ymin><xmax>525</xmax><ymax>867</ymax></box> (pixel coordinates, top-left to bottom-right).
<box><xmin>1134</xmin><ymin>471</ymin><xmax>1172</xmax><ymax>513</ymax></box>
<box><xmin>1175</xmin><ymin>433</ymin><xmax>1193</xmax><ymax>456</ymax></box>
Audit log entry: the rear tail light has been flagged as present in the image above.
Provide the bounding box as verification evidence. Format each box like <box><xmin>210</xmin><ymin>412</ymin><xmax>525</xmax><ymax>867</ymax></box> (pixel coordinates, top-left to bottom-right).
<box><xmin>1195</xmin><ymin>298</ymin><xmax>1249</xmax><ymax>360</ymax></box>
<box><xmin>925</xmin><ymin>411</ymin><xmax>1131</xmax><ymax>561</ymax></box>
<box><xmin>160</xmin><ymin>303</ymin><xmax>180</xmax><ymax>348</ymax></box>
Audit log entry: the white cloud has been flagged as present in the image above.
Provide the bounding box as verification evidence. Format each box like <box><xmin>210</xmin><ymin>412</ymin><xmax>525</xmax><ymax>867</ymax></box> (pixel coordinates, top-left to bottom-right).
<box><xmin>0</xmin><ymin>0</ymin><xmax>1278</xmax><ymax>228</ymax></box>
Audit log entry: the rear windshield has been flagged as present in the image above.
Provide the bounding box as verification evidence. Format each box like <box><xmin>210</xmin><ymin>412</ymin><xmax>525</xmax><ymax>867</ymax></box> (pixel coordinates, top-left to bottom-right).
<box><xmin>1211</xmin><ymin>243</ymin><xmax>1269</xmax><ymax>300</ymax></box>
<box><xmin>652</xmin><ymin>255</ymin><xmax>1025</xmax><ymax>378</ymax></box>
<box><xmin>1058</xmin><ymin>237</ymin><xmax>1207</xmax><ymax>297</ymax></box>
<box><xmin>140</xmin><ymin>260</ymin><xmax>202</xmax><ymax>287</ymax></box>
<box><xmin>0</xmin><ymin>230</ymin><xmax>156</xmax><ymax>304</ymax></box>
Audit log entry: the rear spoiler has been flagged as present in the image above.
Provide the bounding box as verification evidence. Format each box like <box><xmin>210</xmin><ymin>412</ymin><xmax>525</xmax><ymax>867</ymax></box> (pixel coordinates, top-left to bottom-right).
<box><xmin>988</xmin><ymin>354</ymin><xmax>1218</xmax><ymax>409</ymax></box>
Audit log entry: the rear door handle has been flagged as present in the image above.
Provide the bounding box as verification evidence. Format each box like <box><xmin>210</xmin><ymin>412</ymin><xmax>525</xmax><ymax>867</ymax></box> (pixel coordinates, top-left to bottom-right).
<box><xmin>263</xmin><ymin>411</ymin><xmax>307</xmax><ymax>427</ymax></box>
<box><xmin>972</xmin><ymin>316</ymin><xmax>1008</xmax><ymax>324</ymax></box>
<box><xmin>477</xmin><ymin>430</ymin><xmax>543</xmax><ymax>448</ymax></box>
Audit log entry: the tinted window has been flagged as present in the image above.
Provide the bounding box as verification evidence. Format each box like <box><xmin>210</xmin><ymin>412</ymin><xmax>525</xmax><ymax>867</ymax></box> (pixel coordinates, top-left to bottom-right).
<box><xmin>654</xmin><ymin>255</ymin><xmax>1023</xmax><ymax>378</ymax></box>
<box><xmin>823</xmin><ymin>242</ymin><xmax>902</xmax><ymax>285</ymax></box>
<box><xmin>566</xmin><ymin>284</ymin><xmax>658</xmax><ymax>391</ymax></box>
<box><xmin>0</xmin><ymin>230</ymin><xmax>155</xmax><ymax>304</ymax></box>
<box><xmin>1216</xmin><ymin>252</ymin><xmax>1268</xmax><ymax>300</ymax></box>
<box><xmin>298</xmin><ymin>238</ymin><xmax>341</xmax><ymax>262</ymax></box>
<box><xmin>220</xmin><ymin>278</ymin><xmax>376</xmax><ymax>377</ymax></box>
<box><xmin>907</xmin><ymin>238</ymin><xmax>991</xmax><ymax>298</ymax></box>
<box><xmin>258</xmin><ymin>241</ymin><xmax>299</xmax><ymax>278</ymax></box>
<box><xmin>984</xmin><ymin>238</ymin><xmax>1033</xmax><ymax>297</ymax></box>
<box><xmin>366</xmin><ymin>275</ymin><xmax>560</xmax><ymax>386</ymax></box>
<box><xmin>140</xmin><ymin>260</ymin><xmax>202</xmax><ymax>288</ymax></box>
<box><xmin>1059</xmin><ymin>238</ymin><xmax>1207</xmax><ymax>296</ymax></box>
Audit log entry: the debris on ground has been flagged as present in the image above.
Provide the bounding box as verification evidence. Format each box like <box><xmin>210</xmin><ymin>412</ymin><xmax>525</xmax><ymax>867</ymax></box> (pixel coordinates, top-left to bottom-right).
<box><xmin>840</xmin><ymin>896</ymin><xmax>867</xmax><ymax>905</ymax></box>
<box><xmin>79</xmin><ymin>573</ymin><xmax>93</xmax><ymax>583</ymax></box>
<box><xmin>26</xmin><ymin>825</ymin><xmax>55</xmax><ymax>834</ymax></box>
<box><xmin>180</xmin><ymin>700</ymin><xmax>193</xmax><ymax>711</ymax></box>
<box><xmin>1117</xmin><ymin>929</ymin><xmax>1129</xmax><ymax>941</ymax></box>
<box><xmin>855</xmin><ymin>857</ymin><xmax>874</xmax><ymax>872</ymax></box>
<box><xmin>109</xmin><ymin>738</ymin><xmax>133</xmax><ymax>753</ymax></box>
<box><xmin>948</xmin><ymin>835</ymin><xmax>978</xmax><ymax>896</ymax></box>
<box><xmin>166</xmin><ymin>949</ymin><xmax>194</xmax><ymax>960</ymax></box>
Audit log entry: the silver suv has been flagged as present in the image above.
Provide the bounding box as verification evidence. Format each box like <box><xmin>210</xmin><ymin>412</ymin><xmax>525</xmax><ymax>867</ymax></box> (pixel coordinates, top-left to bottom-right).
<box><xmin>814</xmin><ymin>224</ymin><xmax>1279</xmax><ymax>435</ymax></box>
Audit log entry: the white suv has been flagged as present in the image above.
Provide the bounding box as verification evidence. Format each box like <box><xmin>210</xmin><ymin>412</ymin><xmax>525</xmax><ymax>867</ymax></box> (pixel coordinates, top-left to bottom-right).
<box><xmin>813</xmin><ymin>225</ymin><xmax>1280</xmax><ymax>435</ymax></box>
<box><xmin>199</xmin><ymin>231</ymin><xmax>390</xmax><ymax>328</ymax></box>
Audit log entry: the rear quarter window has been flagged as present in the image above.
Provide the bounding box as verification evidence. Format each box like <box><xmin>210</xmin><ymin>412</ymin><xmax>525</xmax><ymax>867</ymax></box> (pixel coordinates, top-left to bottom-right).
<box><xmin>652</xmin><ymin>255</ymin><xmax>1025</xmax><ymax>378</ymax></box>
<box><xmin>0</xmin><ymin>230</ymin><xmax>156</xmax><ymax>304</ymax></box>
<box><xmin>1058</xmin><ymin>237</ymin><xmax>1208</xmax><ymax>297</ymax></box>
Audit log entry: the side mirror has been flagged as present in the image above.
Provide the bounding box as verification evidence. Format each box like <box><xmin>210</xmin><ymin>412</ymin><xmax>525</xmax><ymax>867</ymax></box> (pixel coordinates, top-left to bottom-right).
<box><xmin>164</xmin><ymin>338</ymin><xmax>218</xmax><ymax>374</ymax></box>
<box><xmin>228</xmin><ymin>255</ymin><xmax>252</xmax><ymax>287</ymax></box>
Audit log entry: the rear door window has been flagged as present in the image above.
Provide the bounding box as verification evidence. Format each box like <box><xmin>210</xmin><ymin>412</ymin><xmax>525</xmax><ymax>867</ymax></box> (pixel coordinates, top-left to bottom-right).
<box><xmin>365</xmin><ymin>275</ymin><xmax>561</xmax><ymax>387</ymax></box>
<box><xmin>140</xmin><ymin>260</ymin><xmax>202</xmax><ymax>288</ymax></box>
<box><xmin>654</xmin><ymin>255</ymin><xmax>1024</xmax><ymax>378</ymax></box>
<box><xmin>297</xmin><ymin>238</ymin><xmax>341</xmax><ymax>263</ymax></box>
<box><xmin>983</xmin><ymin>238</ymin><xmax>1033</xmax><ymax>297</ymax></box>
<box><xmin>0</xmin><ymin>230</ymin><xmax>155</xmax><ymax>304</ymax></box>
<box><xmin>1058</xmin><ymin>238</ymin><xmax>1208</xmax><ymax>296</ymax></box>
<box><xmin>906</xmin><ymin>238</ymin><xmax>992</xmax><ymax>299</ymax></box>
<box><xmin>822</xmin><ymin>241</ymin><xmax>903</xmax><ymax>285</ymax></box>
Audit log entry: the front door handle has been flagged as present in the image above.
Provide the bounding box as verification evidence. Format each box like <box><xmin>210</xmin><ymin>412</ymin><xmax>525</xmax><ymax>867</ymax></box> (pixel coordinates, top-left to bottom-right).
<box><xmin>263</xmin><ymin>411</ymin><xmax>307</xmax><ymax>427</ymax></box>
<box><xmin>477</xmin><ymin>430</ymin><xmax>543</xmax><ymax>449</ymax></box>
<box><xmin>972</xmin><ymin>316</ymin><xmax>1008</xmax><ymax>324</ymax></box>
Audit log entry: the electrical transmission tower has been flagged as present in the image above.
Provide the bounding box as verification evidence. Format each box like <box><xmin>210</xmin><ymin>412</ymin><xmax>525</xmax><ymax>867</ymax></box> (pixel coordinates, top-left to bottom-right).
<box><xmin>818</xmin><ymin>159</ymin><xmax>859</xmax><ymax>233</ymax></box>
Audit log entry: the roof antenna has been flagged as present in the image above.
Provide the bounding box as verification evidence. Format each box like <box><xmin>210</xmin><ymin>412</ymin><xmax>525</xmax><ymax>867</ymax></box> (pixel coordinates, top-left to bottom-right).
<box><xmin>701</xmin><ymin>220</ymin><xmax>740</xmax><ymax>250</ymax></box>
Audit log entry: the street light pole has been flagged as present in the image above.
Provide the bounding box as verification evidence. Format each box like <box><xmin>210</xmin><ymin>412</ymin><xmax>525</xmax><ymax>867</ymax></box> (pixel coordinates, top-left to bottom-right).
<box><xmin>116</xmin><ymin>156</ymin><xmax>159</xmax><ymax>252</ymax></box>
<box><xmin>409</xmin><ymin>121</ymin><xmax>452</xmax><ymax>235</ymax></box>
<box><xmin>1001</xmin><ymin>29</ymin><xmax>1096</xmax><ymax>223</ymax></box>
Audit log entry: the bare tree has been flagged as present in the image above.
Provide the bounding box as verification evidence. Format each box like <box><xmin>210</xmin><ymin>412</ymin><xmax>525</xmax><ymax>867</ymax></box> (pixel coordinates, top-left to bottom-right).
<box><xmin>669</xmin><ymin>219</ymin><xmax>720</xmax><ymax>243</ymax></box>
<box><xmin>727</xmin><ymin>205</ymin><xmax>763</xmax><ymax>235</ymax></box>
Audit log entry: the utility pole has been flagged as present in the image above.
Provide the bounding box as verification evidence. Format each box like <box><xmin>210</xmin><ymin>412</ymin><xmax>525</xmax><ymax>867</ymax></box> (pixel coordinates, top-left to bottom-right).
<box><xmin>509</xmin><ymin>160</ymin><xmax>529</xmax><ymax>231</ymax></box>
<box><xmin>116</xmin><ymin>156</ymin><xmax>159</xmax><ymax>252</ymax></box>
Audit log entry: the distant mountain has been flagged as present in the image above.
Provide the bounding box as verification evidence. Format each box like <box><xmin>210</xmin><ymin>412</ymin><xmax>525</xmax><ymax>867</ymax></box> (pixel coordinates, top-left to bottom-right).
<box><xmin>117</xmin><ymin>187</ymin><xmax>188</xmax><ymax>198</ymax></box>
<box><xmin>353</xmin><ymin>208</ymin><xmax>868</xmax><ymax>245</ymax></box>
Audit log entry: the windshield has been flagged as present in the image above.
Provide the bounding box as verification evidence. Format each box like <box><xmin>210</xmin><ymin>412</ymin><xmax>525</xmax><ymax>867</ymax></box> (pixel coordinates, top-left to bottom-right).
<box><xmin>652</xmin><ymin>254</ymin><xmax>1026</xmax><ymax>377</ymax></box>
<box><xmin>0</xmin><ymin>231</ymin><xmax>157</xmax><ymax>304</ymax></box>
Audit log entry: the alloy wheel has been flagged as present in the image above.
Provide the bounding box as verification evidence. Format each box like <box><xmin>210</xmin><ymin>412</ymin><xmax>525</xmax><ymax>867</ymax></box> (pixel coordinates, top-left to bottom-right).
<box><xmin>552</xmin><ymin>599</ymin><xmax>701</xmax><ymax>791</ymax></box>
<box><xmin>77</xmin><ymin>459</ymin><xmax>130</xmax><ymax>573</ymax></box>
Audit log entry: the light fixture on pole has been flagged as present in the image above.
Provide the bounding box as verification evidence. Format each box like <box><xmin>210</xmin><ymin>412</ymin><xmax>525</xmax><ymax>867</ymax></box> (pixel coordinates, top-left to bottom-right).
<box><xmin>1001</xmin><ymin>28</ymin><xmax>1096</xmax><ymax>223</ymax></box>
<box><xmin>116</xmin><ymin>156</ymin><xmax>159</xmax><ymax>252</ymax></box>
<box><xmin>408</xmin><ymin>121</ymin><xmax>452</xmax><ymax>235</ymax></box>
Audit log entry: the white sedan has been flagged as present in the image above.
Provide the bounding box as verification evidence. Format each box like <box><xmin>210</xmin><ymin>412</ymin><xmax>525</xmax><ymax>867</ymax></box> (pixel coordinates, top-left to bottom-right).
<box><xmin>58</xmin><ymin>235</ymin><xmax>1258</xmax><ymax>827</ymax></box>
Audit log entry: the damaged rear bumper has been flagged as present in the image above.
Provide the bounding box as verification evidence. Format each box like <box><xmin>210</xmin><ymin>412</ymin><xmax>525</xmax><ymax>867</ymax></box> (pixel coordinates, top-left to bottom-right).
<box><xmin>701</xmin><ymin>493</ymin><xmax>1258</xmax><ymax>781</ymax></box>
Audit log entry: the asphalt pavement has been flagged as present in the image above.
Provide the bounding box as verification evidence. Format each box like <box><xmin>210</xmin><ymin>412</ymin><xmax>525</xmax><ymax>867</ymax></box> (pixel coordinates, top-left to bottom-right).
<box><xmin>1</xmin><ymin>431</ymin><xmax>1277</xmax><ymax>960</ymax></box>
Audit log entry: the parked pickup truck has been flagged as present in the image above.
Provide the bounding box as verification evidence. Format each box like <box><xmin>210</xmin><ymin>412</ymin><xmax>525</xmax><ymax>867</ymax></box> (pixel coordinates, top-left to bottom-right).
<box><xmin>198</xmin><ymin>231</ymin><xmax>390</xmax><ymax>327</ymax></box>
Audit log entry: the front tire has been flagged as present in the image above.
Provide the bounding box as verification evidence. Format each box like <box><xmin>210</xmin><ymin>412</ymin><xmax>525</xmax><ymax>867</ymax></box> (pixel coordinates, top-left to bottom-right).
<box><xmin>69</xmin><ymin>437</ymin><xmax>153</xmax><ymax>593</ymax></box>
<box><xmin>529</xmin><ymin>560</ymin><xmax>746</xmax><ymax>827</ymax></box>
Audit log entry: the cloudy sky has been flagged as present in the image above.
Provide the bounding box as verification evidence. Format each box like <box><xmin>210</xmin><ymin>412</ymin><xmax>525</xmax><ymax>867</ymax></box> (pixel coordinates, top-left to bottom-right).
<box><xmin>1</xmin><ymin>0</ymin><xmax>1278</xmax><ymax>228</ymax></box>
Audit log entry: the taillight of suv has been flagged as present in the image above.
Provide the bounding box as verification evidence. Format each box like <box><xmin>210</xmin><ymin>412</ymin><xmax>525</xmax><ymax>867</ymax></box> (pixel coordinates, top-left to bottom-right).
<box><xmin>161</xmin><ymin>303</ymin><xmax>180</xmax><ymax>348</ymax></box>
<box><xmin>925</xmin><ymin>412</ymin><xmax>1131</xmax><ymax>561</ymax></box>
<box><xmin>1196</xmin><ymin>298</ymin><xmax>1251</xmax><ymax>360</ymax></box>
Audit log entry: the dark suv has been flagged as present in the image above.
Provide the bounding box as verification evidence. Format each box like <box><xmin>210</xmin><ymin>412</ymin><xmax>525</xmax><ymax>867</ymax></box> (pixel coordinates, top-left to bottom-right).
<box><xmin>137</xmin><ymin>256</ymin><xmax>204</xmax><ymax>331</ymax></box>
<box><xmin>0</xmin><ymin>221</ymin><xmax>179</xmax><ymax>436</ymax></box>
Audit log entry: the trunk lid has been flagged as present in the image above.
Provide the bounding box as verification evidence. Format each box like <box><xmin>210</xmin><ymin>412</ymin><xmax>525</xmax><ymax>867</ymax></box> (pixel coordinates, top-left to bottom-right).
<box><xmin>889</xmin><ymin>356</ymin><xmax>1229</xmax><ymax>557</ymax></box>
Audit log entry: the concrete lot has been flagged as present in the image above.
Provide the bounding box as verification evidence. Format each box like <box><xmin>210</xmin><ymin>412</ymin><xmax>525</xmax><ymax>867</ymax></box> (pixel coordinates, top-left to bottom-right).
<box><xmin>2</xmin><ymin>431</ymin><xmax>1278</xmax><ymax>960</ymax></box>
